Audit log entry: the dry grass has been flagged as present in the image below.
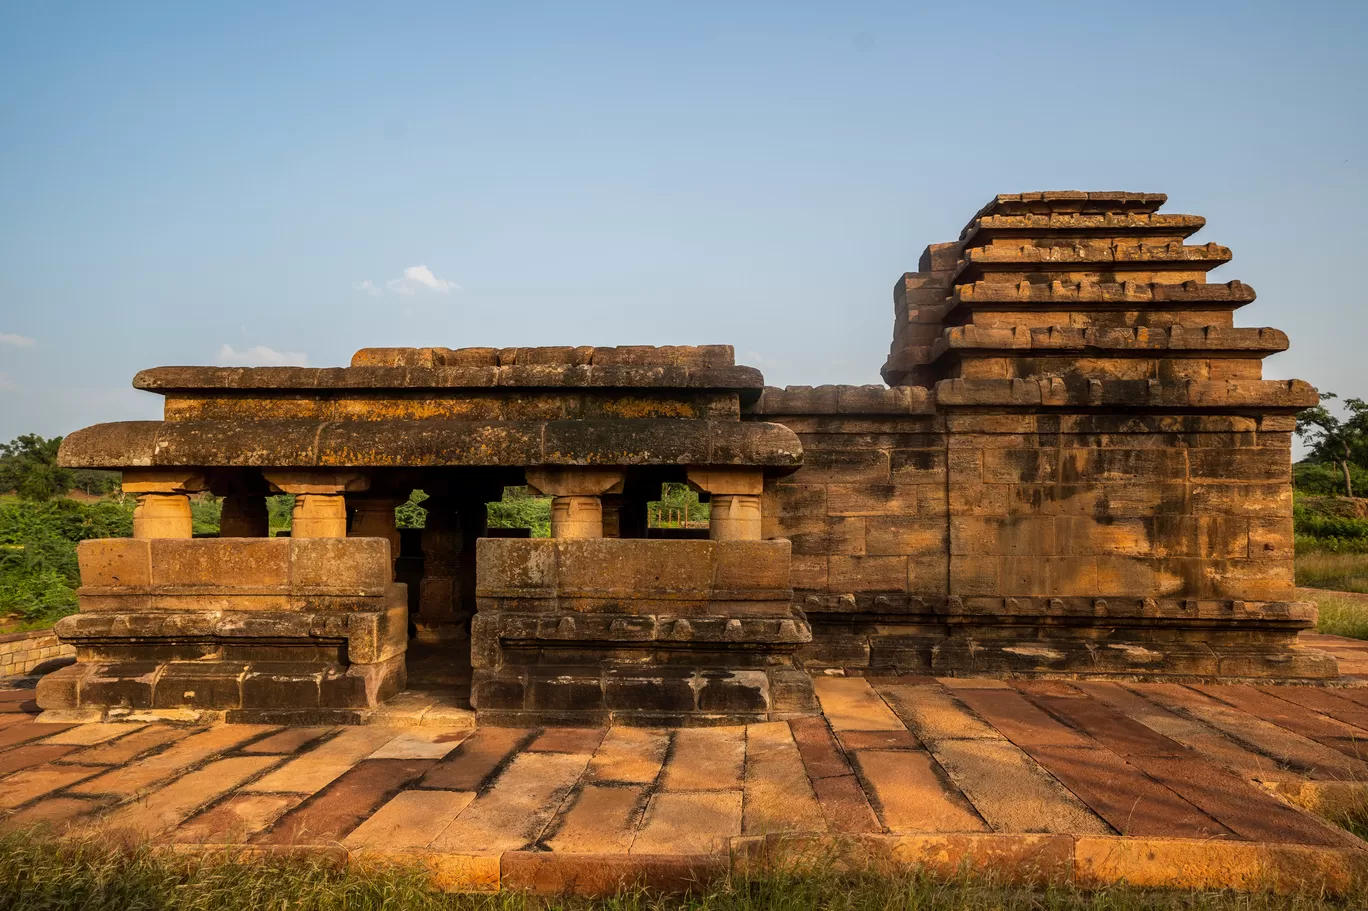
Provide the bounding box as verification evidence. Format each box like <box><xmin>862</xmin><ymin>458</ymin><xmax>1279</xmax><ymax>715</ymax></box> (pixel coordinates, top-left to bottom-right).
<box><xmin>1</xmin><ymin>832</ymin><xmax>1364</xmax><ymax>911</ymax></box>
<box><xmin>1311</xmin><ymin>591</ymin><xmax>1368</xmax><ymax>640</ymax></box>
<box><xmin>1296</xmin><ymin>553</ymin><xmax>1368</xmax><ymax>594</ymax></box>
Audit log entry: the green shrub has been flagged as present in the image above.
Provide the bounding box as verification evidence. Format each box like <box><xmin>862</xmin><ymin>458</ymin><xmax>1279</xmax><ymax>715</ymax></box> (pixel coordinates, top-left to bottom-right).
<box><xmin>488</xmin><ymin>487</ymin><xmax>552</xmax><ymax>537</ymax></box>
<box><xmin>1295</xmin><ymin>461</ymin><xmax>1368</xmax><ymax>497</ymax></box>
<box><xmin>0</xmin><ymin>497</ymin><xmax>136</xmax><ymax>626</ymax></box>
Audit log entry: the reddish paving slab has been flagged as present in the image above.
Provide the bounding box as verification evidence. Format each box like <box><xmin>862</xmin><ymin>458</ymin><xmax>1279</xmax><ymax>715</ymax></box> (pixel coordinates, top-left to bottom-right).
<box><xmin>0</xmin><ymin>723</ymin><xmax>73</xmax><ymax>750</ymax></box>
<box><xmin>1131</xmin><ymin>754</ymin><xmax>1350</xmax><ymax>847</ymax></box>
<box><xmin>419</xmin><ymin>727</ymin><xmax>533</xmax><ymax>791</ymax></box>
<box><xmin>1019</xmin><ymin>744</ymin><xmax>1231</xmax><ymax>839</ymax></box>
<box><xmin>1256</xmin><ymin>686</ymin><xmax>1368</xmax><ymax>733</ymax></box>
<box><xmin>255</xmin><ymin>758</ymin><xmax>435</xmax><ymax>845</ymax></box>
<box><xmin>788</xmin><ymin>715</ymin><xmax>851</xmax><ymax>779</ymax></box>
<box><xmin>1194</xmin><ymin>685</ymin><xmax>1368</xmax><ymax>761</ymax></box>
<box><xmin>0</xmin><ymin>744</ymin><xmax>78</xmax><ymax>777</ymax></box>
<box><xmin>952</xmin><ymin>689</ymin><xmax>1093</xmax><ymax>749</ymax></box>
<box><xmin>811</xmin><ymin>774</ymin><xmax>882</xmax><ymax>834</ymax></box>
<box><xmin>528</xmin><ymin>728</ymin><xmax>606</xmax><ymax>754</ymax></box>
<box><xmin>1022</xmin><ymin>690</ymin><xmax>1189</xmax><ymax>759</ymax></box>
<box><xmin>241</xmin><ymin>728</ymin><xmax>333</xmax><ymax>754</ymax></box>
<box><xmin>836</xmin><ymin>730</ymin><xmax>921</xmax><ymax>751</ymax></box>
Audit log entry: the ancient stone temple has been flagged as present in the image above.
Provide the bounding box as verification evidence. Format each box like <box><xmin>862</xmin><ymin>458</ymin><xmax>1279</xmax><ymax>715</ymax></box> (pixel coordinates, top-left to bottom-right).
<box><xmin>42</xmin><ymin>191</ymin><xmax>1328</xmax><ymax>727</ymax></box>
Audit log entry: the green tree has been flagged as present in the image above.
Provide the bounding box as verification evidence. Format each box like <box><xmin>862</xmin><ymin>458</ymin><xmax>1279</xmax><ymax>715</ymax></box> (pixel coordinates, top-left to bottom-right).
<box><xmin>0</xmin><ymin>434</ymin><xmax>74</xmax><ymax>501</ymax></box>
<box><xmin>1297</xmin><ymin>394</ymin><xmax>1368</xmax><ymax>498</ymax></box>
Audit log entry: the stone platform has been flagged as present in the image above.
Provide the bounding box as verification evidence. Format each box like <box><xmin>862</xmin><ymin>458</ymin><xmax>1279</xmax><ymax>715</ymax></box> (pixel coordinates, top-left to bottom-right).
<box><xmin>6</xmin><ymin>639</ymin><xmax>1368</xmax><ymax>896</ymax></box>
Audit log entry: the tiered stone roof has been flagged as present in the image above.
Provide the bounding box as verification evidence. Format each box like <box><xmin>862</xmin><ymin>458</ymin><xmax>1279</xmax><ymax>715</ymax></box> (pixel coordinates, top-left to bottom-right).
<box><xmin>882</xmin><ymin>191</ymin><xmax>1317</xmax><ymax>412</ymax></box>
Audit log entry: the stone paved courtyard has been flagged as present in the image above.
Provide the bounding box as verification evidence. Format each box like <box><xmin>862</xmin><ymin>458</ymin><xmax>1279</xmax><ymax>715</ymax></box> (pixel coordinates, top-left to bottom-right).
<box><xmin>6</xmin><ymin>634</ymin><xmax>1368</xmax><ymax>894</ymax></box>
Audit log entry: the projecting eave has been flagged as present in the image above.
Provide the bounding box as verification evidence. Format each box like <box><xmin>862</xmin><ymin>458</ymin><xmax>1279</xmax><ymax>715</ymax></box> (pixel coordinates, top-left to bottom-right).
<box><xmin>57</xmin><ymin>419</ymin><xmax>804</xmax><ymax>472</ymax></box>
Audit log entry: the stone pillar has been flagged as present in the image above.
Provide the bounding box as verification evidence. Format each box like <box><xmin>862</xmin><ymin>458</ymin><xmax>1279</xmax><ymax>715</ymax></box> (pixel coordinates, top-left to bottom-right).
<box><xmin>219</xmin><ymin>496</ymin><xmax>269</xmax><ymax>537</ymax></box>
<box><xmin>687</xmin><ymin>468</ymin><xmax>764</xmax><ymax>541</ymax></box>
<box><xmin>349</xmin><ymin>495</ymin><xmax>404</xmax><ymax>573</ymax></box>
<box><xmin>526</xmin><ymin>468</ymin><xmax>626</xmax><ymax>540</ymax></box>
<box><xmin>263</xmin><ymin>472</ymin><xmax>368</xmax><ymax>540</ymax></box>
<box><xmin>121</xmin><ymin>471</ymin><xmax>206</xmax><ymax>539</ymax></box>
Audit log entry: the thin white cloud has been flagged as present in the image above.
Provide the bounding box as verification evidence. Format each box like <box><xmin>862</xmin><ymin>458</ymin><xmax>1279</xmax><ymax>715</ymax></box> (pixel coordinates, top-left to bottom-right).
<box><xmin>355</xmin><ymin>265</ymin><xmax>461</xmax><ymax>296</ymax></box>
<box><xmin>0</xmin><ymin>372</ymin><xmax>15</xmax><ymax>391</ymax></box>
<box><xmin>216</xmin><ymin>344</ymin><xmax>309</xmax><ymax>367</ymax></box>
<box><xmin>0</xmin><ymin>333</ymin><xmax>36</xmax><ymax>348</ymax></box>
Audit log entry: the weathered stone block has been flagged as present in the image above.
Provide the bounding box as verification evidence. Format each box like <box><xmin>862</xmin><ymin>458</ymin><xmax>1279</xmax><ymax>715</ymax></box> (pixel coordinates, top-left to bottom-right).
<box><xmin>77</xmin><ymin>538</ymin><xmax>152</xmax><ymax>589</ymax></box>
<box><xmin>153</xmin><ymin>662</ymin><xmax>246</xmax><ymax>708</ymax></box>
<box><xmin>149</xmin><ymin>538</ymin><xmax>290</xmax><ymax>588</ymax></box>
<box><xmin>80</xmin><ymin>661</ymin><xmax>161</xmax><ymax>709</ymax></box>
<box><xmin>829</xmin><ymin>556</ymin><xmax>909</xmax><ymax>592</ymax></box>
<box><xmin>290</xmin><ymin>537</ymin><xmax>391</xmax><ymax>593</ymax></box>
<box><xmin>696</xmin><ymin>670</ymin><xmax>768</xmax><ymax>712</ymax></box>
<box><xmin>242</xmin><ymin>664</ymin><xmax>323</xmax><ymax>708</ymax></box>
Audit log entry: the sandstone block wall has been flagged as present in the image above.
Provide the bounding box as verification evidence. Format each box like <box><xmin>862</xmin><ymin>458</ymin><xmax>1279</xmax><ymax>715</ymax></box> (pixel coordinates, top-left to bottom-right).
<box><xmin>471</xmin><ymin>538</ymin><xmax>815</xmax><ymax>725</ymax></box>
<box><xmin>0</xmin><ymin>629</ymin><xmax>75</xmax><ymax>678</ymax></box>
<box><xmin>37</xmin><ymin>537</ymin><xmax>408</xmax><ymax>721</ymax></box>
<box><xmin>748</xmin><ymin>192</ymin><xmax>1326</xmax><ymax>680</ymax></box>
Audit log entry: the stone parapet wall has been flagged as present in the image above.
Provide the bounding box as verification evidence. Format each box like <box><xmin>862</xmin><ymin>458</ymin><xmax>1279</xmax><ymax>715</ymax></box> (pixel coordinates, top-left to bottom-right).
<box><xmin>471</xmin><ymin>538</ymin><xmax>815</xmax><ymax>725</ymax></box>
<box><xmin>0</xmin><ymin>629</ymin><xmax>75</xmax><ymax>678</ymax></box>
<box><xmin>38</xmin><ymin>536</ymin><xmax>408</xmax><ymax>722</ymax></box>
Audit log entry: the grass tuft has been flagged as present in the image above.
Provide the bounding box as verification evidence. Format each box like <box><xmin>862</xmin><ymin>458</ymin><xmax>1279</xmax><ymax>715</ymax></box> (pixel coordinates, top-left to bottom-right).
<box><xmin>1</xmin><ymin>832</ymin><xmax>1366</xmax><ymax>911</ymax></box>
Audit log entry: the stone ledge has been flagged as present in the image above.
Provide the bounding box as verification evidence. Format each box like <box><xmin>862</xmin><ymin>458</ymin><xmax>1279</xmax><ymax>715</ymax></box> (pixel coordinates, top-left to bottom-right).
<box><xmin>961</xmin><ymin>212</ymin><xmax>1207</xmax><ymax>244</ymax></box>
<box><xmin>796</xmin><ymin>593</ymin><xmax>1317</xmax><ymax>624</ymax></box>
<box><xmin>54</xmin><ymin>604</ymin><xmax>407</xmax><ymax>665</ymax></box>
<box><xmin>350</xmin><ymin>344</ymin><xmax>737</xmax><ymax>369</ymax></box>
<box><xmin>953</xmin><ymin>278</ymin><xmax>1256</xmax><ymax>306</ymax></box>
<box><xmin>58</xmin><ymin>418</ymin><xmax>804</xmax><ymax>470</ymax></box>
<box><xmin>747</xmin><ymin>385</ymin><xmax>935</xmax><ymax>416</ymax></box>
<box><xmin>934</xmin><ymin>378</ymin><xmax>1319</xmax><ymax>412</ymax></box>
<box><xmin>168</xmin><ymin>834</ymin><xmax>1368</xmax><ymax>896</ymax></box>
<box><xmin>934</xmin><ymin>325</ymin><xmax>1288</xmax><ymax>357</ymax></box>
<box><xmin>134</xmin><ymin>362</ymin><xmax>763</xmax><ymax>393</ymax></box>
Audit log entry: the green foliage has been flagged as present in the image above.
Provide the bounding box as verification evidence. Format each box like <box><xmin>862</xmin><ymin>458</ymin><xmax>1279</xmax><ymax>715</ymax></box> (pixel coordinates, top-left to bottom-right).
<box><xmin>190</xmin><ymin>496</ymin><xmax>221</xmax><ymax>536</ymax></box>
<box><xmin>1297</xmin><ymin>393</ymin><xmax>1368</xmax><ymax>497</ymax></box>
<box><xmin>71</xmin><ymin>469</ymin><xmax>122</xmax><ymax>496</ymax></box>
<box><xmin>396</xmin><ymin>490</ymin><xmax>429</xmax><ymax>529</ymax></box>
<box><xmin>1294</xmin><ymin>462</ymin><xmax>1368</xmax><ymax>498</ymax></box>
<box><xmin>649</xmin><ymin>481</ymin><xmax>710</xmax><ymax>527</ymax></box>
<box><xmin>1294</xmin><ymin>494</ymin><xmax>1368</xmax><ymax>555</ymax></box>
<box><xmin>488</xmin><ymin>487</ymin><xmax>552</xmax><ymax>537</ymax></box>
<box><xmin>0</xmin><ymin>497</ymin><xmax>135</xmax><ymax>626</ymax></box>
<box><xmin>1293</xmin><ymin>506</ymin><xmax>1368</xmax><ymax>543</ymax></box>
<box><xmin>0</xmin><ymin>434</ymin><xmax>75</xmax><ymax>501</ymax></box>
<box><xmin>267</xmin><ymin>495</ymin><xmax>295</xmax><ymax>534</ymax></box>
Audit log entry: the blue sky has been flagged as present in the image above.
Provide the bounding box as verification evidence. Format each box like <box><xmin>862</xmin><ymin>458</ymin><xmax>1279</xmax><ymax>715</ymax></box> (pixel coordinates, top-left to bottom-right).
<box><xmin>1</xmin><ymin>1</ymin><xmax>1365</xmax><ymax>444</ymax></box>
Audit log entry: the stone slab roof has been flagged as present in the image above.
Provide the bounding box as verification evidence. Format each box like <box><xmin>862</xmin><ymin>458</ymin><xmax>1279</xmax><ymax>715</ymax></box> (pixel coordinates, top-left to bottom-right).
<box><xmin>134</xmin><ymin>364</ymin><xmax>764</xmax><ymax>396</ymax></box>
<box><xmin>57</xmin><ymin>418</ymin><xmax>804</xmax><ymax>470</ymax></box>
